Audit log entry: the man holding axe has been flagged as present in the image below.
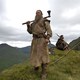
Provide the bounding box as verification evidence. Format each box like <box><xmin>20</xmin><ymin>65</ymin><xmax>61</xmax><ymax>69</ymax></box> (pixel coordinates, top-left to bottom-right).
<box><xmin>22</xmin><ymin>10</ymin><xmax>52</xmax><ymax>80</ymax></box>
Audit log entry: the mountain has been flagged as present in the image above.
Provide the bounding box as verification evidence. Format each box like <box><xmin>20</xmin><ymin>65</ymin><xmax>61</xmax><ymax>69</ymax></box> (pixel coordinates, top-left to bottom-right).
<box><xmin>0</xmin><ymin>49</ymin><xmax>80</xmax><ymax>80</ymax></box>
<box><xmin>0</xmin><ymin>42</ymin><xmax>56</xmax><ymax>72</ymax></box>
<box><xmin>48</xmin><ymin>42</ymin><xmax>56</xmax><ymax>54</ymax></box>
<box><xmin>20</xmin><ymin>46</ymin><xmax>31</xmax><ymax>54</ymax></box>
<box><xmin>48</xmin><ymin>42</ymin><xmax>56</xmax><ymax>49</ymax></box>
<box><xmin>69</xmin><ymin>37</ymin><xmax>80</xmax><ymax>50</ymax></box>
<box><xmin>0</xmin><ymin>43</ymin><xmax>29</xmax><ymax>72</ymax></box>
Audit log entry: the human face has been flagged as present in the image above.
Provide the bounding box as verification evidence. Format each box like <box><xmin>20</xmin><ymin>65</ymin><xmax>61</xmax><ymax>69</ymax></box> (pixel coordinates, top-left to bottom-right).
<box><xmin>35</xmin><ymin>10</ymin><xmax>43</xmax><ymax>21</ymax></box>
<box><xmin>36</xmin><ymin>10</ymin><xmax>42</xmax><ymax>16</ymax></box>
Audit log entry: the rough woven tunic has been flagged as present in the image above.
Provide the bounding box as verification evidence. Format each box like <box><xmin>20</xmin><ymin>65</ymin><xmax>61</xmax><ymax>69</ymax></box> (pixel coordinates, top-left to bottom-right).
<box><xmin>30</xmin><ymin>37</ymin><xmax>49</xmax><ymax>67</ymax></box>
<box><xmin>27</xmin><ymin>18</ymin><xmax>52</xmax><ymax>67</ymax></box>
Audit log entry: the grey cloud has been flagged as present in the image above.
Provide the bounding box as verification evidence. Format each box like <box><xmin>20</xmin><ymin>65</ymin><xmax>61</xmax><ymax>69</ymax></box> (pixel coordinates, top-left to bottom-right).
<box><xmin>0</xmin><ymin>31</ymin><xmax>31</xmax><ymax>42</ymax></box>
<box><xmin>0</xmin><ymin>24</ymin><xmax>17</xmax><ymax>36</ymax></box>
<box><xmin>0</xmin><ymin>0</ymin><xmax>5</xmax><ymax>14</ymax></box>
<box><xmin>49</xmin><ymin>0</ymin><xmax>80</xmax><ymax>24</ymax></box>
<box><xmin>64</xmin><ymin>34</ymin><xmax>80</xmax><ymax>43</ymax></box>
<box><xmin>0</xmin><ymin>24</ymin><xmax>31</xmax><ymax>42</ymax></box>
<box><xmin>48</xmin><ymin>0</ymin><xmax>80</xmax><ymax>43</ymax></box>
<box><xmin>51</xmin><ymin>32</ymin><xmax>80</xmax><ymax>44</ymax></box>
<box><xmin>49</xmin><ymin>0</ymin><xmax>80</xmax><ymax>10</ymax></box>
<box><xmin>68</xmin><ymin>15</ymin><xmax>80</xmax><ymax>25</ymax></box>
<box><xmin>0</xmin><ymin>0</ymin><xmax>80</xmax><ymax>45</ymax></box>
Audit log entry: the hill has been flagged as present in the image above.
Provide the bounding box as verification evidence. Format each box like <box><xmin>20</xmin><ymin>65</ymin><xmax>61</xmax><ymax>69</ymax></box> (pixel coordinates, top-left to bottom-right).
<box><xmin>69</xmin><ymin>37</ymin><xmax>80</xmax><ymax>50</ymax></box>
<box><xmin>0</xmin><ymin>43</ymin><xmax>29</xmax><ymax>72</ymax></box>
<box><xmin>0</xmin><ymin>42</ymin><xmax>55</xmax><ymax>72</ymax></box>
<box><xmin>20</xmin><ymin>46</ymin><xmax>31</xmax><ymax>54</ymax></box>
<box><xmin>0</xmin><ymin>48</ymin><xmax>80</xmax><ymax>80</ymax></box>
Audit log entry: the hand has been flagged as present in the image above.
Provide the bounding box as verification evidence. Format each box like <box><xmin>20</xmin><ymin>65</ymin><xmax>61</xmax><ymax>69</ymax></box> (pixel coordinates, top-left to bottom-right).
<box><xmin>22</xmin><ymin>21</ymin><xmax>30</xmax><ymax>25</ymax></box>
<box><xmin>45</xmin><ymin>39</ymin><xmax>49</xmax><ymax>43</ymax></box>
<box><xmin>26</xmin><ymin>21</ymin><xmax>30</xmax><ymax>24</ymax></box>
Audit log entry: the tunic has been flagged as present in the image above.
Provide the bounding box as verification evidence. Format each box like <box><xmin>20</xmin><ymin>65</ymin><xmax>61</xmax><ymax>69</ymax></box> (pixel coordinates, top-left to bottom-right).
<box><xmin>27</xmin><ymin>18</ymin><xmax>52</xmax><ymax>67</ymax></box>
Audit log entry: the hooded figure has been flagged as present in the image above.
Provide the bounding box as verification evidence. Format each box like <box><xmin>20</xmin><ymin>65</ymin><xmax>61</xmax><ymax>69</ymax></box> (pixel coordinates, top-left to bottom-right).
<box><xmin>56</xmin><ymin>35</ymin><xmax>69</xmax><ymax>50</ymax></box>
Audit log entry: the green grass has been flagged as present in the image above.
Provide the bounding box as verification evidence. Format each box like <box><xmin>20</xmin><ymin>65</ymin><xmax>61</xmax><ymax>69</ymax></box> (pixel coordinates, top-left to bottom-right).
<box><xmin>0</xmin><ymin>48</ymin><xmax>80</xmax><ymax>80</ymax></box>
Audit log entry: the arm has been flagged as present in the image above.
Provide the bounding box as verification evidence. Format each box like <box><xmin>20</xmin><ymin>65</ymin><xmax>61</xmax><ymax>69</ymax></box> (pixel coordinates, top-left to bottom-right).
<box><xmin>26</xmin><ymin>22</ymin><xmax>32</xmax><ymax>34</ymax></box>
<box><xmin>44</xmin><ymin>21</ymin><xmax>52</xmax><ymax>43</ymax></box>
<box><xmin>45</xmin><ymin>21</ymin><xmax>52</xmax><ymax>40</ymax></box>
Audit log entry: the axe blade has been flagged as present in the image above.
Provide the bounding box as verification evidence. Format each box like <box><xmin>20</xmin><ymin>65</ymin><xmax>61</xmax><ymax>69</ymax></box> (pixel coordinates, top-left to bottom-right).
<box><xmin>47</xmin><ymin>10</ymin><xmax>51</xmax><ymax>17</ymax></box>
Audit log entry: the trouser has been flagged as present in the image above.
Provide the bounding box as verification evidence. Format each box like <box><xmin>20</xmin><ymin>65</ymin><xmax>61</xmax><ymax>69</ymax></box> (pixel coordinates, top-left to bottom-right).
<box><xmin>34</xmin><ymin>63</ymin><xmax>48</xmax><ymax>80</ymax></box>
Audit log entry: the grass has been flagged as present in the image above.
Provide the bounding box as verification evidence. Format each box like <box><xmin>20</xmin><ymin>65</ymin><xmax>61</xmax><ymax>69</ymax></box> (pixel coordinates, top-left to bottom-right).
<box><xmin>0</xmin><ymin>48</ymin><xmax>80</xmax><ymax>80</ymax></box>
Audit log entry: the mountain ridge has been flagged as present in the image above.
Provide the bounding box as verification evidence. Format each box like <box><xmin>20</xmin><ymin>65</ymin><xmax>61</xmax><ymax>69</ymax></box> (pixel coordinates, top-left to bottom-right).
<box><xmin>0</xmin><ymin>43</ymin><xmax>29</xmax><ymax>72</ymax></box>
<box><xmin>69</xmin><ymin>37</ymin><xmax>80</xmax><ymax>50</ymax></box>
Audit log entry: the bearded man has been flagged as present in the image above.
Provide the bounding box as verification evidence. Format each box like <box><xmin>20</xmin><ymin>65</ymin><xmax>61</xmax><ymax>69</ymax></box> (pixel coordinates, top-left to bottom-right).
<box><xmin>26</xmin><ymin>10</ymin><xmax>52</xmax><ymax>80</ymax></box>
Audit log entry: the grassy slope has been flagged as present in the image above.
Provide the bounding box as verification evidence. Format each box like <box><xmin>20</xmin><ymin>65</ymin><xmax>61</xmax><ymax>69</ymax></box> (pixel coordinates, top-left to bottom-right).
<box><xmin>0</xmin><ymin>48</ymin><xmax>80</xmax><ymax>80</ymax></box>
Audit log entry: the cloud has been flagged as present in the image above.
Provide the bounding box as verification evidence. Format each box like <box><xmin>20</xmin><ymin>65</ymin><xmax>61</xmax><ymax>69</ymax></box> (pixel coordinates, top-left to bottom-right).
<box><xmin>49</xmin><ymin>0</ymin><xmax>80</xmax><ymax>24</ymax></box>
<box><xmin>48</xmin><ymin>0</ymin><xmax>80</xmax><ymax>43</ymax></box>
<box><xmin>0</xmin><ymin>0</ymin><xmax>5</xmax><ymax>14</ymax></box>
<box><xmin>0</xmin><ymin>0</ymin><xmax>80</xmax><ymax>47</ymax></box>
<box><xmin>0</xmin><ymin>24</ymin><xmax>32</xmax><ymax>41</ymax></box>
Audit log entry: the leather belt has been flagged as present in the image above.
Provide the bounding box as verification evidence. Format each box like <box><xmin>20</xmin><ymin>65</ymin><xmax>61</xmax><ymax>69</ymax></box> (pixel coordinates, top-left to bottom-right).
<box><xmin>33</xmin><ymin>34</ymin><xmax>45</xmax><ymax>38</ymax></box>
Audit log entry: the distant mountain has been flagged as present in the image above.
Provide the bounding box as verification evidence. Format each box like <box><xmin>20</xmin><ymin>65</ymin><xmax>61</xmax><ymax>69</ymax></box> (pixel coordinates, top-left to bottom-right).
<box><xmin>20</xmin><ymin>46</ymin><xmax>31</xmax><ymax>54</ymax></box>
<box><xmin>48</xmin><ymin>42</ymin><xmax>56</xmax><ymax>49</ymax></box>
<box><xmin>69</xmin><ymin>37</ymin><xmax>80</xmax><ymax>50</ymax></box>
<box><xmin>0</xmin><ymin>43</ymin><xmax>29</xmax><ymax>72</ymax></box>
<box><xmin>0</xmin><ymin>42</ymin><xmax>56</xmax><ymax>72</ymax></box>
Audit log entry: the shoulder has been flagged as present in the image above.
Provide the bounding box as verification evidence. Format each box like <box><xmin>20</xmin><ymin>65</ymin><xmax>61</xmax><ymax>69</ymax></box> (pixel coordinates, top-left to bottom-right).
<box><xmin>43</xmin><ymin>19</ymin><xmax>50</xmax><ymax>23</ymax></box>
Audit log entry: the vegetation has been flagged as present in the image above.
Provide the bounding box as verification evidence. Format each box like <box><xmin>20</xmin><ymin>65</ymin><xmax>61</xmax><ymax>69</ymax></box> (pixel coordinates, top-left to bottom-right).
<box><xmin>0</xmin><ymin>48</ymin><xmax>80</xmax><ymax>80</ymax></box>
<box><xmin>0</xmin><ymin>43</ymin><xmax>28</xmax><ymax>72</ymax></box>
<box><xmin>69</xmin><ymin>37</ymin><xmax>80</xmax><ymax>50</ymax></box>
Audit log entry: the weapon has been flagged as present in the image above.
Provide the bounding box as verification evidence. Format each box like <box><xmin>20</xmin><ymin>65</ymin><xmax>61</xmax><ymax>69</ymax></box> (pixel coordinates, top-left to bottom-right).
<box><xmin>22</xmin><ymin>10</ymin><xmax>51</xmax><ymax>25</ymax></box>
<box><xmin>55</xmin><ymin>33</ymin><xmax>60</xmax><ymax>37</ymax></box>
<box><xmin>55</xmin><ymin>33</ymin><xmax>69</xmax><ymax>46</ymax></box>
<box><xmin>44</xmin><ymin>10</ymin><xmax>51</xmax><ymax>19</ymax></box>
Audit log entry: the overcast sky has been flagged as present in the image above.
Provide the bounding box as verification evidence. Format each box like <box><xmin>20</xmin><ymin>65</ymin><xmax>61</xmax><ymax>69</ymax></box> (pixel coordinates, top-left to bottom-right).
<box><xmin>0</xmin><ymin>0</ymin><xmax>80</xmax><ymax>47</ymax></box>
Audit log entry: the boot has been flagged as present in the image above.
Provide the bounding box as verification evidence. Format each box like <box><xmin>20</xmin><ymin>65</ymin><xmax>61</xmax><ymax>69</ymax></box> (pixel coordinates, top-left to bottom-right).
<box><xmin>34</xmin><ymin>67</ymin><xmax>39</xmax><ymax>71</ymax></box>
<box><xmin>34</xmin><ymin>66</ymin><xmax>39</xmax><ymax>74</ymax></box>
<box><xmin>41</xmin><ymin>63</ymin><xmax>47</xmax><ymax>80</ymax></box>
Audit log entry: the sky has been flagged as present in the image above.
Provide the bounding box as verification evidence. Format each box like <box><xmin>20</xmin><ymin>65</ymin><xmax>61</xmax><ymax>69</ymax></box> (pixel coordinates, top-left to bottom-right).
<box><xmin>0</xmin><ymin>0</ymin><xmax>80</xmax><ymax>48</ymax></box>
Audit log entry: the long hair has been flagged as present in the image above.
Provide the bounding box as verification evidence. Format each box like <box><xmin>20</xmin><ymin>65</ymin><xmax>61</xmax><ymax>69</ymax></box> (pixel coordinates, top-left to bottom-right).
<box><xmin>35</xmin><ymin>10</ymin><xmax>43</xmax><ymax>22</ymax></box>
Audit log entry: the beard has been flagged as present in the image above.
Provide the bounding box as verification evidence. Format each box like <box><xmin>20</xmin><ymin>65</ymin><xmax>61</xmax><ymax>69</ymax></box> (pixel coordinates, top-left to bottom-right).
<box><xmin>35</xmin><ymin>15</ymin><xmax>43</xmax><ymax>22</ymax></box>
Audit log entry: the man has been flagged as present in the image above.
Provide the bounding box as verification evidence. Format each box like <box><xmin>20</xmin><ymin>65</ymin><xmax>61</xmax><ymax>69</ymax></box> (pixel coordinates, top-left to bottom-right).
<box><xmin>26</xmin><ymin>10</ymin><xmax>52</xmax><ymax>80</ymax></box>
<box><xmin>56</xmin><ymin>35</ymin><xmax>69</xmax><ymax>50</ymax></box>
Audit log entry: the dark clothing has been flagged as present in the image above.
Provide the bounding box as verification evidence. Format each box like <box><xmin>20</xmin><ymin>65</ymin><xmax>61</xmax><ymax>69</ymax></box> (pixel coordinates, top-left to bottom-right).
<box><xmin>56</xmin><ymin>38</ymin><xmax>69</xmax><ymax>50</ymax></box>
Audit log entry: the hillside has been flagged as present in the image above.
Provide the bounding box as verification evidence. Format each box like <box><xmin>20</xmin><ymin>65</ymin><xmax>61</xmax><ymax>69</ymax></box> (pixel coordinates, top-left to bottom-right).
<box><xmin>0</xmin><ymin>43</ymin><xmax>28</xmax><ymax>72</ymax></box>
<box><xmin>0</xmin><ymin>43</ymin><xmax>55</xmax><ymax>72</ymax></box>
<box><xmin>69</xmin><ymin>37</ymin><xmax>80</xmax><ymax>50</ymax></box>
<box><xmin>0</xmin><ymin>48</ymin><xmax>80</xmax><ymax>80</ymax></box>
<box><xmin>20</xmin><ymin>46</ymin><xmax>31</xmax><ymax>54</ymax></box>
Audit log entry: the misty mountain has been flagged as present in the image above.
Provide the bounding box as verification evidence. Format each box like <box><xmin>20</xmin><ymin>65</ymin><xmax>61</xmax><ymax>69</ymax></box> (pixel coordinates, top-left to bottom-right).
<box><xmin>48</xmin><ymin>42</ymin><xmax>56</xmax><ymax>49</ymax></box>
<box><xmin>0</xmin><ymin>43</ymin><xmax>29</xmax><ymax>72</ymax></box>
<box><xmin>20</xmin><ymin>46</ymin><xmax>31</xmax><ymax>54</ymax></box>
<box><xmin>69</xmin><ymin>37</ymin><xmax>80</xmax><ymax>50</ymax></box>
<box><xmin>0</xmin><ymin>42</ymin><xmax>56</xmax><ymax>71</ymax></box>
